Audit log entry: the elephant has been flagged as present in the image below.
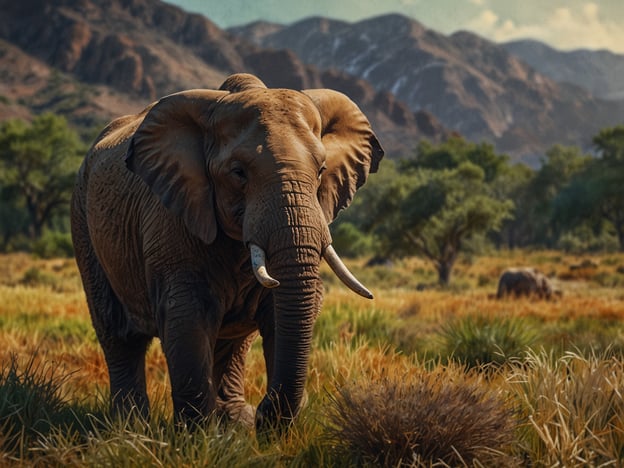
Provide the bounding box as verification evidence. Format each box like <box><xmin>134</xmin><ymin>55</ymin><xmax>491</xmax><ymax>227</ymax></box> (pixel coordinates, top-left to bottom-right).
<box><xmin>70</xmin><ymin>73</ymin><xmax>383</xmax><ymax>435</ymax></box>
<box><xmin>496</xmin><ymin>267</ymin><xmax>553</xmax><ymax>299</ymax></box>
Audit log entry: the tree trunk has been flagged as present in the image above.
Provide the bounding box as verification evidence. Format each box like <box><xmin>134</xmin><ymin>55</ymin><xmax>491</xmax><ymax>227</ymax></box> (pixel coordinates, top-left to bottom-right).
<box><xmin>437</xmin><ymin>260</ymin><xmax>453</xmax><ymax>286</ymax></box>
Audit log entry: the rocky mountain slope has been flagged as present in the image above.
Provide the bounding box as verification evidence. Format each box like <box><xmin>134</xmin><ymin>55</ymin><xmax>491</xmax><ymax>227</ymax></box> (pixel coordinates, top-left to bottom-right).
<box><xmin>1</xmin><ymin>1</ymin><xmax>623</xmax><ymax>162</ymax></box>
<box><xmin>504</xmin><ymin>40</ymin><xmax>624</xmax><ymax>101</ymax></box>
<box><xmin>232</xmin><ymin>14</ymin><xmax>624</xmax><ymax>163</ymax></box>
<box><xmin>0</xmin><ymin>0</ymin><xmax>448</xmax><ymax>157</ymax></box>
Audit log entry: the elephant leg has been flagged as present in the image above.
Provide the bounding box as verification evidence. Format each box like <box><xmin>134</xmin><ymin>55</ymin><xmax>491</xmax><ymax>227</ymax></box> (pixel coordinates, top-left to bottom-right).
<box><xmin>160</xmin><ymin>289</ymin><xmax>220</xmax><ymax>425</ymax></box>
<box><xmin>104</xmin><ymin>332</ymin><xmax>152</xmax><ymax>419</ymax></box>
<box><xmin>256</xmin><ymin>294</ymin><xmax>275</xmax><ymax>386</ymax></box>
<box><xmin>73</xmin><ymin>234</ymin><xmax>151</xmax><ymax>418</ymax></box>
<box><xmin>214</xmin><ymin>333</ymin><xmax>258</xmax><ymax>427</ymax></box>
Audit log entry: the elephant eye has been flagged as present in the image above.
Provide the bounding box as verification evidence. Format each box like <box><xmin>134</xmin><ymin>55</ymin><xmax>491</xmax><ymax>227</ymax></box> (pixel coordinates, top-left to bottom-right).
<box><xmin>318</xmin><ymin>164</ymin><xmax>327</xmax><ymax>180</ymax></box>
<box><xmin>230</xmin><ymin>165</ymin><xmax>247</xmax><ymax>183</ymax></box>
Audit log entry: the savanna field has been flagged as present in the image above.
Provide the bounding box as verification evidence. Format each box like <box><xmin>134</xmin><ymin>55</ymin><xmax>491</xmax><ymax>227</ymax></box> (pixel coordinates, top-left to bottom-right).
<box><xmin>1</xmin><ymin>251</ymin><xmax>623</xmax><ymax>466</ymax></box>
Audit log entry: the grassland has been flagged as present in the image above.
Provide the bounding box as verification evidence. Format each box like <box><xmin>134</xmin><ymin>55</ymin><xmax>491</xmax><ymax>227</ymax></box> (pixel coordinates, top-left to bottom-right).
<box><xmin>1</xmin><ymin>251</ymin><xmax>623</xmax><ymax>466</ymax></box>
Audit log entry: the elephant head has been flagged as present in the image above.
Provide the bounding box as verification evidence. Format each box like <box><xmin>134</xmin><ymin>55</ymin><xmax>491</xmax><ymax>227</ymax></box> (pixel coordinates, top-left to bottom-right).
<box><xmin>124</xmin><ymin>73</ymin><xmax>383</xmax><ymax>431</ymax></box>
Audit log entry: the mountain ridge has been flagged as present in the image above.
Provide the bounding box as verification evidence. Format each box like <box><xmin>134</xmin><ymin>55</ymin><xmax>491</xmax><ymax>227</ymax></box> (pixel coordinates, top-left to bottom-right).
<box><xmin>231</xmin><ymin>13</ymin><xmax>624</xmax><ymax>163</ymax></box>
<box><xmin>0</xmin><ymin>0</ymin><xmax>449</xmax><ymax>157</ymax></box>
<box><xmin>0</xmin><ymin>1</ymin><xmax>622</xmax><ymax>164</ymax></box>
<box><xmin>503</xmin><ymin>39</ymin><xmax>624</xmax><ymax>101</ymax></box>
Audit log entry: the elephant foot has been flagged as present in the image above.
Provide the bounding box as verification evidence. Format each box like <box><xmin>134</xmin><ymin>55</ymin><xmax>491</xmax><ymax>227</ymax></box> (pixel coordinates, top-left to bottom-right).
<box><xmin>255</xmin><ymin>389</ymin><xmax>309</xmax><ymax>445</ymax></box>
<box><xmin>216</xmin><ymin>398</ymin><xmax>255</xmax><ymax>428</ymax></box>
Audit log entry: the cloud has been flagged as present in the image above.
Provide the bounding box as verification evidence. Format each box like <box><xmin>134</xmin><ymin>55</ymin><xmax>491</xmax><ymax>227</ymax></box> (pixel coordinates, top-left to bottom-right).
<box><xmin>170</xmin><ymin>0</ymin><xmax>624</xmax><ymax>53</ymax></box>
<box><xmin>466</xmin><ymin>2</ymin><xmax>624</xmax><ymax>52</ymax></box>
<box><xmin>472</xmin><ymin>9</ymin><xmax>498</xmax><ymax>28</ymax></box>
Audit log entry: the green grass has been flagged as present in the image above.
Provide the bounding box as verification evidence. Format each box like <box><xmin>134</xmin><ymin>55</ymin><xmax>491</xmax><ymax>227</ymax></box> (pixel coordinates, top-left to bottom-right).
<box><xmin>1</xmin><ymin>251</ymin><xmax>623</xmax><ymax>465</ymax></box>
<box><xmin>0</xmin><ymin>353</ymin><xmax>77</xmax><ymax>457</ymax></box>
<box><xmin>437</xmin><ymin>314</ymin><xmax>541</xmax><ymax>368</ymax></box>
<box><xmin>314</xmin><ymin>304</ymin><xmax>399</xmax><ymax>349</ymax></box>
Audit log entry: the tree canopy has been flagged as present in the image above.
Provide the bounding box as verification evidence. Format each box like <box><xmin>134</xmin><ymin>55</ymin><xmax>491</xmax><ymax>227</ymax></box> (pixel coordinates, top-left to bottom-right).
<box><xmin>553</xmin><ymin>126</ymin><xmax>624</xmax><ymax>251</ymax></box>
<box><xmin>0</xmin><ymin>111</ymin><xmax>622</xmax><ymax>267</ymax></box>
<box><xmin>332</xmin><ymin>127</ymin><xmax>624</xmax><ymax>286</ymax></box>
<box><xmin>335</xmin><ymin>137</ymin><xmax>514</xmax><ymax>285</ymax></box>
<box><xmin>0</xmin><ymin>114</ymin><xmax>85</xmax><ymax>249</ymax></box>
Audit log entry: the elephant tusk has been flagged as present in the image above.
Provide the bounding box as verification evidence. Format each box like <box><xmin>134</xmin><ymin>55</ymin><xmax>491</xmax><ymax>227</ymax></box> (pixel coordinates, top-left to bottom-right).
<box><xmin>250</xmin><ymin>244</ymin><xmax>280</xmax><ymax>288</ymax></box>
<box><xmin>323</xmin><ymin>245</ymin><xmax>374</xmax><ymax>299</ymax></box>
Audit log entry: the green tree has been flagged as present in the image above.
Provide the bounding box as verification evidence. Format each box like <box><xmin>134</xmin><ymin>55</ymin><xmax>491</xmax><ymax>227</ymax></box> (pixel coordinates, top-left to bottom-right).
<box><xmin>553</xmin><ymin>125</ymin><xmax>624</xmax><ymax>251</ymax></box>
<box><xmin>0</xmin><ymin>114</ymin><xmax>84</xmax><ymax>241</ymax></box>
<box><xmin>555</xmin><ymin>126</ymin><xmax>624</xmax><ymax>251</ymax></box>
<box><xmin>0</xmin><ymin>186</ymin><xmax>29</xmax><ymax>249</ymax></box>
<box><xmin>391</xmin><ymin>163</ymin><xmax>513</xmax><ymax>284</ymax></box>
<box><xmin>592</xmin><ymin>126</ymin><xmax>624</xmax><ymax>250</ymax></box>
<box><xmin>332</xmin><ymin>159</ymin><xmax>409</xmax><ymax>234</ymax></box>
<box><xmin>405</xmin><ymin>136</ymin><xmax>509</xmax><ymax>182</ymax></box>
<box><xmin>492</xmin><ymin>162</ymin><xmax>534</xmax><ymax>248</ymax></box>
<box><xmin>523</xmin><ymin>145</ymin><xmax>591</xmax><ymax>247</ymax></box>
<box><xmin>593</xmin><ymin>125</ymin><xmax>624</xmax><ymax>161</ymax></box>
<box><xmin>339</xmin><ymin>139</ymin><xmax>514</xmax><ymax>285</ymax></box>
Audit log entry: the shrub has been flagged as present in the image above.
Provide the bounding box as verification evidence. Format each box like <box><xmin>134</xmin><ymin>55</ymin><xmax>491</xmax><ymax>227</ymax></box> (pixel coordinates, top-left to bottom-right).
<box><xmin>0</xmin><ymin>354</ymin><xmax>73</xmax><ymax>455</ymax></box>
<box><xmin>19</xmin><ymin>266</ymin><xmax>58</xmax><ymax>288</ymax></box>
<box><xmin>438</xmin><ymin>315</ymin><xmax>540</xmax><ymax>368</ymax></box>
<box><xmin>20</xmin><ymin>266</ymin><xmax>57</xmax><ymax>287</ymax></box>
<box><xmin>324</xmin><ymin>368</ymin><xmax>517</xmax><ymax>466</ymax></box>
<box><xmin>31</xmin><ymin>231</ymin><xmax>74</xmax><ymax>259</ymax></box>
<box><xmin>557</xmin><ymin>228</ymin><xmax>619</xmax><ymax>254</ymax></box>
<box><xmin>330</xmin><ymin>222</ymin><xmax>374</xmax><ymax>258</ymax></box>
<box><xmin>314</xmin><ymin>306</ymin><xmax>398</xmax><ymax>349</ymax></box>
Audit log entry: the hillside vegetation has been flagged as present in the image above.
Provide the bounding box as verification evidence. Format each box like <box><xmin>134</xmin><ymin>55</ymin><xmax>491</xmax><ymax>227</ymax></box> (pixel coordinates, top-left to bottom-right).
<box><xmin>1</xmin><ymin>251</ymin><xmax>623</xmax><ymax>466</ymax></box>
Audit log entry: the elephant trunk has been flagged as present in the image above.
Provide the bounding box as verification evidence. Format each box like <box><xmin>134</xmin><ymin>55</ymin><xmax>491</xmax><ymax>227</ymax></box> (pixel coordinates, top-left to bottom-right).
<box><xmin>252</xmin><ymin>218</ymin><xmax>324</xmax><ymax>435</ymax></box>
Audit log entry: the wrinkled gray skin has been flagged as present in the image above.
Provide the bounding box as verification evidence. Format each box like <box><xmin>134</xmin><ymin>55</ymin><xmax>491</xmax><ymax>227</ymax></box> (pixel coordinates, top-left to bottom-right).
<box><xmin>496</xmin><ymin>267</ymin><xmax>553</xmax><ymax>299</ymax></box>
<box><xmin>70</xmin><ymin>73</ymin><xmax>383</xmax><ymax>435</ymax></box>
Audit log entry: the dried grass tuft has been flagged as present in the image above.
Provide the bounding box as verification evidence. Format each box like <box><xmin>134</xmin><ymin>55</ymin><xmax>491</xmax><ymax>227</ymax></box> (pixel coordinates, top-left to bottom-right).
<box><xmin>324</xmin><ymin>367</ymin><xmax>518</xmax><ymax>466</ymax></box>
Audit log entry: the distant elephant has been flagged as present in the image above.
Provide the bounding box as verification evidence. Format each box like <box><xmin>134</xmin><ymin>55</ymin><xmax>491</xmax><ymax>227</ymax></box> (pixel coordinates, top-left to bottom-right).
<box><xmin>70</xmin><ymin>73</ymin><xmax>383</xmax><ymax>435</ymax></box>
<box><xmin>496</xmin><ymin>267</ymin><xmax>553</xmax><ymax>299</ymax></box>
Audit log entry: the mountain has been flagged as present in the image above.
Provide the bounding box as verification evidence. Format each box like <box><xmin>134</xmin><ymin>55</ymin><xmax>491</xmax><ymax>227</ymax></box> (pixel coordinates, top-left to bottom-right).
<box><xmin>231</xmin><ymin>14</ymin><xmax>624</xmax><ymax>163</ymax></box>
<box><xmin>504</xmin><ymin>40</ymin><xmax>624</xmax><ymax>101</ymax></box>
<box><xmin>0</xmin><ymin>0</ymin><xmax>448</xmax><ymax>156</ymax></box>
<box><xmin>1</xmin><ymin>2</ymin><xmax>623</xmax><ymax>163</ymax></box>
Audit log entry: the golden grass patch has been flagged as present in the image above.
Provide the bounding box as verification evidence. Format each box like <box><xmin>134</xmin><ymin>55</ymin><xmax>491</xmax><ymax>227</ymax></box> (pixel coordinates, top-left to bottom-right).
<box><xmin>0</xmin><ymin>251</ymin><xmax>623</xmax><ymax>465</ymax></box>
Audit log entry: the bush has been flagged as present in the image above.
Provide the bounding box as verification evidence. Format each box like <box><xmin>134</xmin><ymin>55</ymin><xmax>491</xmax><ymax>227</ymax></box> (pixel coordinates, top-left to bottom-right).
<box><xmin>329</xmin><ymin>222</ymin><xmax>374</xmax><ymax>258</ymax></box>
<box><xmin>438</xmin><ymin>315</ymin><xmax>540</xmax><ymax>368</ymax></box>
<box><xmin>0</xmin><ymin>354</ymin><xmax>73</xmax><ymax>455</ymax></box>
<box><xmin>324</xmin><ymin>368</ymin><xmax>517</xmax><ymax>466</ymax></box>
<box><xmin>31</xmin><ymin>231</ymin><xmax>74</xmax><ymax>258</ymax></box>
<box><xmin>557</xmin><ymin>227</ymin><xmax>619</xmax><ymax>253</ymax></box>
<box><xmin>19</xmin><ymin>266</ymin><xmax>58</xmax><ymax>288</ymax></box>
<box><xmin>314</xmin><ymin>306</ymin><xmax>398</xmax><ymax>349</ymax></box>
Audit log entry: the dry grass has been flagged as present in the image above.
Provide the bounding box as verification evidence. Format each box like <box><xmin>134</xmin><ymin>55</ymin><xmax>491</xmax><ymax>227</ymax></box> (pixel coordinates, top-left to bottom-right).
<box><xmin>324</xmin><ymin>366</ymin><xmax>517</xmax><ymax>466</ymax></box>
<box><xmin>505</xmin><ymin>350</ymin><xmax>624</xmax><ymax>466</ymax></box>
<box><xmin>0</xmin><ymin>251</ymin><xmax>623</xmax><ymax>465</ymax></box>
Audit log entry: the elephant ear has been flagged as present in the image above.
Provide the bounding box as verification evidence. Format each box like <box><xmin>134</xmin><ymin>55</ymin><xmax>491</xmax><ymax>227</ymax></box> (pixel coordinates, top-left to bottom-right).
<box><xmin>219</xmin><ymin>73</ymin><xmax>267</xmax><ymax>92</ymax></box>
<box><xmin>125</xmin><ymin>89</ymin><xmax>228</xmax><ymax>245</ymax></box>
<box><xmin>302</xmin><ymin>89</ymin><xmax>384</xmax><ymax>223</ymax></box>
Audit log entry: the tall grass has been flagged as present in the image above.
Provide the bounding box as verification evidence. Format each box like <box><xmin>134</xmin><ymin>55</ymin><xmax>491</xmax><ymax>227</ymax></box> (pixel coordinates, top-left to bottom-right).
<box><xmin>0</xmin><ymin>251</ymin><xmax>623</xmax><ymax>465</ymax></box>
<box><xmin>437</xmin><ymin>315</ymin><xmax>541</xmax><ymax>368</ymax></box>
<box><xmin>507</xmin><ymin>350</ymin><xmax>624</xmax><ymax>466</ymax></box>
<box><xmin>0</xmin><ymin>353</ymin><xmax>76</xmax><ymax>458</ymax></box>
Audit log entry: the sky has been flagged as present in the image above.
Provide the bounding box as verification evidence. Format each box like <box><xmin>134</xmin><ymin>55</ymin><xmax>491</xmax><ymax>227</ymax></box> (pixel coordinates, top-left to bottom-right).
<box><xmin>166</xmin><ymin>0</ymin><xmax>624</xmax><ymax>53</ymax></box>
